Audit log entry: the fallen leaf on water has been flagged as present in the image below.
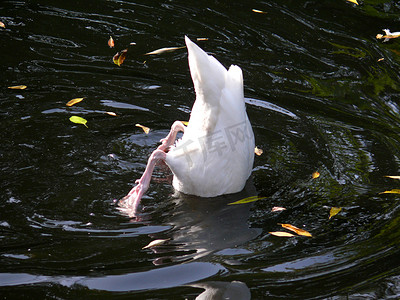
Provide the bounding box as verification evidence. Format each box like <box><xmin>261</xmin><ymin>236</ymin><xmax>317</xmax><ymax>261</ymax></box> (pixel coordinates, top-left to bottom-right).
<box><xmin>346</xmin><ymin>0</ymin><xmax>358</xmax><ymax>4</ymax></box>
<box><xmin>252</xmin><ymin>9</ymin><xmax>267</xmax><ymax>14</ymax></box>
<box><xmin>145</xmin><ymin>46</ymin><xmax>185</xmax><ymax>55</ymax></box>
<box><xmin>312</xmin><ymin>171</ymin><xmax>320</xmax><ymax>179</ymax></box>
<box><xmin>269</xmin><ymin>231</ymin><xmax>295</xmax><ymax>237</ymax></box>
<box><xmin>0</xmin><ymin>21</ymin><xmax>5</xmax><ymax>28</ymax></box>
<box><xmin>384</xmin><ymin>175</ymin><xmax>400</xmax><ymax>180</ymax></box>
<box><xmin>113</xmin><ymin>49</ymin><xmax>128</xmax><ymax>66</ymax></box>
<box><xmin>376</xmin><ymin>29</ymin><xmax>400</xmax><ymax>42</ymax></box>
<box><xmin>380</xmin><ymin>189</ymin><xmax>400</xmax><ymax>194</ymax></box>
<box><xmin>271</xmin><ymin>206</ymin><xmax>286</xmax><ymax>212</ymax></box>
<box><xmin>228</xmin><ymin>196</ymin><xmax>266</xmax><ymax>205</ymax></box>
<box><xmin>255</xmin><ymin>146</ymin><xmax>263</xmax><ymax>156</ymax></box>
<box><xmin>329</xmin><ymin>207</ymin><xmax>342</xmax><ymax>220</ymax></box>
<box><xmin>279</xmin><ymin>223</ymin><xmax>312</xmax><ymax>237</ymax></box>
<box><xmin>66</xmin><ymin>97</ymin><xmax>84</xmax><ymax>107</ymax></box>
<box><xmin>377</xmin><ymin>58</ymin><xmax>384</xmax><ymax>62</ymax></box>
<box><xmin>69</xmin><ymin>116</ymin><xmax>88</xmax><ymax>128</ymax></box>
<box><xmin>196</xmin><ymin>38</ymin><xmax>209</xmax><ymax>41</ymax></box>
<box><xmin>8</xmin><ymin>85</ymin><xmax>27</xmax><ymax>90</ymax></box>
<box><xmin>106</xmin><ymin>111</ymin><xmax>117</xmax><ymax>116</ymax></box>
<box><xmin>108</xmin><ymin>36</ymin><xmax>114</xmax><ymax>48</ymax></box>
<box><xmin>136</xmin><ymin>123</ymin><xmax>150</xmax><ymax>134</ymax></box>
<box><xmin>142</xmin><ymin>239</ymin><xmax>169</xmax><ymax>249</ymax></box>
<box><xmin>181</xmin><ymin>121</ymin><xmax>189</xmax><ymax>126</ymax></box>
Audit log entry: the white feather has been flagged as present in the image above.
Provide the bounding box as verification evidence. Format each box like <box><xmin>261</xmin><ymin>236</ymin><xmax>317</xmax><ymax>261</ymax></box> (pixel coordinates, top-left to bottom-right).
<box><xmin>166</xmin><ymin>37</ymin><xmax>255</xmax><ymax>197</ymax></box>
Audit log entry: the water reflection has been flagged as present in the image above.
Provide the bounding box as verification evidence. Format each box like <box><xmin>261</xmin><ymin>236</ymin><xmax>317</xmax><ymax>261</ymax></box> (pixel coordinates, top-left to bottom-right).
<box><xmin>79</xmin><ymin>180</ymin><xmax>260</xmax><ymax>295</ymax></box>
<box><xmin>190</xmin><ymin>281</ymin><xmax>250</xmax><ymax>300</ymax></box>
<box><xmin>0</xmin><ymin>180</ymin><xmax>259</xmax><ymax>296</ymax></box>
<box><xmin>3</xmin><ymin>0</ymin><xmax>400</xmax><ymax>298</ymax></box>
<box><xmin>146</xmin><ymin>180</ymin><xmax>261</xmax><ymax>265</ymax></box>
<box><xmin>0</xmin><ymin>262</ymin><xmax>227</xmax><ymax>293</ymax></box>
<box><xmin>78</xmin><ymin>262</ymin><xmax>226</xmax><ymax>292</ymax></box>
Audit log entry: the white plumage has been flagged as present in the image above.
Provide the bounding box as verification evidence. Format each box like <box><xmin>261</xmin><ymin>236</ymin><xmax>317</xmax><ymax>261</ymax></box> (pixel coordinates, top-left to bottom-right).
<box><xmin>167</xmin><ymin>36</ymin><xmax>254</xmax><ymax>196</ymax></box>
<box><xmin>119</xmin><ymin>36</ymin><xmax>254</xmax><ymax>216</ymax></box>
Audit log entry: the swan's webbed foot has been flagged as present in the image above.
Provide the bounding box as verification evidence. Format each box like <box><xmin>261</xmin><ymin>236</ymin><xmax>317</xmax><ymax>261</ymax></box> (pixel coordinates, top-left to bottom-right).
<box><xmin>119</xmin><ymin>149</ymin><xmax>167</xmax><ymax>218</ymax></box>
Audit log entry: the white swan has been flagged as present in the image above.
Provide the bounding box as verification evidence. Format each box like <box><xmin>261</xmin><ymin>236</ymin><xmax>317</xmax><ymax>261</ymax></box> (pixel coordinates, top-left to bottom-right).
<box><xmin>119</xmin><ymin>36</ymin><xmax>255</xmax><ymax>216</ymax></box>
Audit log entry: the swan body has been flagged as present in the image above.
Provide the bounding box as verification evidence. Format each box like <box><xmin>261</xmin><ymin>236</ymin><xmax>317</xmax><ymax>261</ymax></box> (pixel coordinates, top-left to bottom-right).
<box><xmin>166</xmin><ymin>37</ymin><xmax>254</xmax><ymax>196</ymax></box>
<box><xmin>119</xmin><ymin>37</ymin><xmax>254</xmax><ymax>216</ymax></box>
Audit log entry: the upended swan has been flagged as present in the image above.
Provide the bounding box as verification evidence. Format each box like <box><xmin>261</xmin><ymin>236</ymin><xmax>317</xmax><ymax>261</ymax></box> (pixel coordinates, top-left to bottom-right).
<box><xmin>119</xmin><ymin>36</ymin><xmax>255</xmax><ymax>216</ymax></box>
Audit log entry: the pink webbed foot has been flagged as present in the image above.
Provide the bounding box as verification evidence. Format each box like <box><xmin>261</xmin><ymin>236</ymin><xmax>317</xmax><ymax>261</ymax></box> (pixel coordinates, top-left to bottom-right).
<box><xmin>118</xmin><ymin>182</ymin><xmax>146</xmax><ymax>217</ymax></box>
<box><xmin>157</xmin><ymin>121</ymin><xmax>186</xmax><ymax>152</ymax></box>
<box><xmin>119</xmin><ymin>149</ymin><xmax>167</xmax><ymax>218</ymax></box>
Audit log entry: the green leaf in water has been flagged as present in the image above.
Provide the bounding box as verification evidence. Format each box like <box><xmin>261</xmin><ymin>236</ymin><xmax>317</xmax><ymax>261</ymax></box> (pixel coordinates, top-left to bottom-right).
<box><xmin>228</xmin><ymin>196</ymin><xmax>266</xmax><ymax>205</ymax></box>
<box><xmin>69</xmin><ymin>116</ymin><xmax>88</xmax><ymax>128</ymax></box>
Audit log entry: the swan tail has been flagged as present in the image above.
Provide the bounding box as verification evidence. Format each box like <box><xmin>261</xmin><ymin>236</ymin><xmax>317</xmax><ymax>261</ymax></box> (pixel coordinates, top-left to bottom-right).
<box><xmin>185</xmin><ymin>36</ymin><xmax>227</xmax><ymax>106</ymax></box>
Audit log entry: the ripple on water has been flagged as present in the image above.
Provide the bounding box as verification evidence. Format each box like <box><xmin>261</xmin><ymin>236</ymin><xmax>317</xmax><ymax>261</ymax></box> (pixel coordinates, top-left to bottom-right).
<box><xmin>2</xmin><ymin>0</ymin><xmax>400</xmax><ymax>298</ymax></box>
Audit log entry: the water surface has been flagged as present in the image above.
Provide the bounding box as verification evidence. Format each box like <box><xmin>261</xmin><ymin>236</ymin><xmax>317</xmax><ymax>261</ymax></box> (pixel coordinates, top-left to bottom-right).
<box><xmin>2</xmin><ymin>0</ymin><xmax>400</xmax><ymax>298</ymax></box>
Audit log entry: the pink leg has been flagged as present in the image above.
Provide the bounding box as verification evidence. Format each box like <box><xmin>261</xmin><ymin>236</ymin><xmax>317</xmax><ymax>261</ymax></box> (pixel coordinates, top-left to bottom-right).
<box><xmin>119</xmin><ymin>149</ymin><xmax>166</xmax><ymax>217</ymax></box>
<box><xmin>157</xmin><ymin>121</ymin><xmax>186</xmax><ymax>152</ymax></box>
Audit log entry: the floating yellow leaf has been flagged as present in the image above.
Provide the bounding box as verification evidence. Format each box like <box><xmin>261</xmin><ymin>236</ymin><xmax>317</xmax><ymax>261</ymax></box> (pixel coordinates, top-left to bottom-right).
<box><xmin>255</xmin><ymin>146</ymin><xmax>263</xmax><ymax>156</ymax></box>
<box><xmin>269</xmin><ymin>231</ymin><xmax>295</xmax><ymax>237</ymax></box>
<box><xmin>329</xmin><ymin>207</ymin><xmax>342</xmax><ymax>220</ymax></box>
<box><xmin>196</xmin><ymin>38</ymin><xmax>209</xmax><ymax>41</ymax></box>
<box><xmin>377</xmin><ymin>58</ymin><xmax>384</xmax><ymax>62</ymax></box>
<box><xmin>136</xmin><ymin>123</ymin><xmax>150</xmax><ymax>134</ymax></box>
<box><xmin>228</xmin><ymin>196</ymin><xmax>266</xmax><ymax>205</ymax></box>
<box><xmin>69</xmin><ymin>116</ymin><xmax>88</xmax><ymax>128</ymax></box>
<box><xmin>385</xmin><ymin>175</ymin><xmax>400</xmax><ymax>180</ymax></box>
<box><xmin>0</xmin><ymin>21</ymin><xmax>5</xmax><ymax>28</ymax></box>
<box><xmin>380</xmin><ymin>189</ymin><xmax>400</xmax><ymax>194</ymax></box>
<box><xmin>113</xmin><ymin>49</ymin><xmax>128</xmax><ymax>66</ymax></box>
<box><xmin>279</xmin><ymin>223</ymin><xmax>312</xmax><ymax>237</ymax></box>
<box><xmin>346</xmin><ymin>0</ymin><xmax>358</xmax><ymax>4</ymax></box>
<box><xmin>108</xmin><ymin>36</ymin><xmax>115</xmax><ymax>48</ymax></box>
<box><xmin>252</xmin><ymin>9</ymin><xmax>267</xmax><ymax>14</ymax></box>
<box><xmin>145</xmin><ymin>46</ymin><xmax>185</xmax><ymax>55</ymax></box>
<box><xmin>312</xmin><ymin>171</ymin><xmax>320</xmax><ymax>179</ymax></box>
<box><xmin>66</xmin><ymin>97</ymin><xmax>84</xmax><ymax>107</ymax></box>
<box><xmin>8</xmin><ymin>85</ymin><xmax>27</xmax><ymax>90</ymax></box>
<box><xmin>271</xmin><ymin>206</ymin><xmax>286</xmax><ymax>212</ymax></box>
<box><xmin>142</xmin><ymin>239</ymin><xmax>169</xmax><ymax>249</ymax></box>
<box><xmin>106</xmin><ymin>111</ymin><xmax>117</xmax><ymax>116</ymax></box>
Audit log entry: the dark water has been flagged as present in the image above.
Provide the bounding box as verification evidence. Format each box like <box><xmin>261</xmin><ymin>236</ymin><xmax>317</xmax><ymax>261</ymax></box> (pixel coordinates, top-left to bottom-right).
<box><xmin>2</xmin><ymin>0</ymin><xmax>400</xmax><ymax>298</ymax></box>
